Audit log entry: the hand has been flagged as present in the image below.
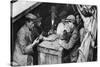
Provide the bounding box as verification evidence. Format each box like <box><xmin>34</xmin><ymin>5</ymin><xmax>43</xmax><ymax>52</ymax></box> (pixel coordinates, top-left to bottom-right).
<box><xmin>48</xmin><ymin>30</ymin><xmax>53</xmax><ymax>35</ymax></box>
<box><xmin>39</xmin><ymin>35</ymin><xmax>43</xmax><ymax>40</ymax></box>
<box><xmin>35</xmin><ymin>38</ymin><xmax>39</xmax><ymax>43</ymax></box>
<box><xmin>32</xmin><ymin>38</ymin><xmax>39</xmax><ymax>46</ymax></box>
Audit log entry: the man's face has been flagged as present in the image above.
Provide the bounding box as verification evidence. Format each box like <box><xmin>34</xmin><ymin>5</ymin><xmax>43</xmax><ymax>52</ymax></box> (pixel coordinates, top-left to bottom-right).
<box><xmin>27</xmin><ymin>20</ymin><xmax>34</xmax><ymax>29</ymax></box>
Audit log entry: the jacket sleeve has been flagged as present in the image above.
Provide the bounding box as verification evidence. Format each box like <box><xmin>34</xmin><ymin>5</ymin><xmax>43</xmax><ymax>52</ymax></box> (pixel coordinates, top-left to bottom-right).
<box><xmin>65</xmin><ymin>29</ymin><xmax>78</xmax><ymax>49</ymax></box>
<box><xmin>17</xmin><ymin>28</ymin><xmax>27</xmax><ymax>54</ymax></box>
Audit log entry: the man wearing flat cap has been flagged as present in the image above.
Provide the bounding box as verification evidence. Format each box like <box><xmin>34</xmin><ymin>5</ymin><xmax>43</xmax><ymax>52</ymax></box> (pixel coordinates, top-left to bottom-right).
<box><xmin>12</xmin><ymin>13</ymin><xmax>42</xmax><ymax>66</ymax></box>
<box><xmin>56</xmin><ymin>15</ymin><xmax>80</xmax><ymax>63</ymax></box>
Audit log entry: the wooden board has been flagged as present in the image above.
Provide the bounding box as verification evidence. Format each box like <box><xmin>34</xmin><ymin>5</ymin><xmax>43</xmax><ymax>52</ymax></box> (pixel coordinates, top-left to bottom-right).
<box><xmin>38</xmin><ymin>39</ymin><xmax>63</xmax><ymax>64</ymax></box>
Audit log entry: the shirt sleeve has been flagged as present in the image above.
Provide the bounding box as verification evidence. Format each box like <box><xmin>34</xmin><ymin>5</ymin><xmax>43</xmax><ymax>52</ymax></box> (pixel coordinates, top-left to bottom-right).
<box><xmin>57</xmin><ymin>22</ymin><xmax>64</xmax><ymax>36</ymax></box>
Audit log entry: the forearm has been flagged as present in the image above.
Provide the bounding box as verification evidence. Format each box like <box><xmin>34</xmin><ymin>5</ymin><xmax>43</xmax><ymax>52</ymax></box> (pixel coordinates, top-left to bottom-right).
<box><xmin>23</xmin><ymin>44</ymin><xmax>34</xmax><ymax>54</ymax></box>
<box><xmin>65</xmin><ymin>42</ymin><xmax>74</xmax><ymax>49</ymax></box>
<box><xmin>59</xmin><ymin>40</ymin><xmax>73</xmax><ymax>49</ymax></box>
<box><xmin>19</xmin><ymin>43</ymin><xmax>33</xmax><ymax>55</ymax></box>
<box><xmin>23</xmin><ymin>39</ymin><xmax>39</xmax><ymax>54</ymax></box>
<box><xmin>43</xmin><ymin>34</ymin><xmax>58</xmax><ymax>41</ymax></box>
<box><xmin>43</xmin><ymin>37</ymin><xmax>51</xmax><ymax>40</ymax></box>
<box><xmin>65</xmin><ymin>31</ymin><xmax>78</xmax><ymax>49</ymax></box>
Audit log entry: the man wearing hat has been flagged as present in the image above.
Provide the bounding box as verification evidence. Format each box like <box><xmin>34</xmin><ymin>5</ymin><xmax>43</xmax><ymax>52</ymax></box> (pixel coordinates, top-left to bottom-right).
<box><xmin>57</xmin><ymin>15</ymin><xmax>80</xmax><ymax>63</ymax></box>
<box><xmin>12</xmin><ymin>13</ymin><xmax>42</xmax><ymax>66</ymax></box>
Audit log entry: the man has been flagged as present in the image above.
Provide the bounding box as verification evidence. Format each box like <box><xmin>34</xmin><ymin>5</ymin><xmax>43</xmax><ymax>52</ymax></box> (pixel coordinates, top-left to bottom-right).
<box><xmin>12</xmin><ymin>13</ymin><xmax>42</xmax><ymax>66</ymax></box>
<box><xmin>57</xmin><ymin>15</ymin><xmax>80</xmax><ymax>63</ymax></box>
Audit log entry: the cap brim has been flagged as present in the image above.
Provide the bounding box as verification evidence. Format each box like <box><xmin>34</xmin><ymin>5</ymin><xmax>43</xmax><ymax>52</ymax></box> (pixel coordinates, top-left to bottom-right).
<box><xmin>32</xmin><ymin>17</ymin><xmax>42</xmax><ymax>22</ymax></box>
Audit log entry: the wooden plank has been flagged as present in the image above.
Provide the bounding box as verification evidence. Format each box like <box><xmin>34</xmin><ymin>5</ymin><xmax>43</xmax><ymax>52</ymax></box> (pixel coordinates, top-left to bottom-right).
<box><xmin>39</xmin><ymin>39</ymin><xmax>63</xmax><ymax>51</ymax></box>
<box><xmin>38</xmin><ymin>40</ymin><xmax>63</xmax><ymax>64</ymax></box>
<box><xmin>38</xmin><ymin>46</ymin><xmax>62</xmax><ymax>56</ymax></box>
<box><xmin>38</xmin><ymin>39</ymin><xmax>63</xmax><ymax>64</ymax></box>
<box><xmin>38</xmin><ymin>51</ymin><xmax>62</xmax><ymax>64</ymax></box>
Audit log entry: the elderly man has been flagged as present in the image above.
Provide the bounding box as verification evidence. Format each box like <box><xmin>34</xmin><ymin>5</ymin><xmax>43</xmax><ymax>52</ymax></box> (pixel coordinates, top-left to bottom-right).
<box><xmin>12</xmin><ymin>13</ymin><xmax>42</xmax><ymax>66</ymax></box>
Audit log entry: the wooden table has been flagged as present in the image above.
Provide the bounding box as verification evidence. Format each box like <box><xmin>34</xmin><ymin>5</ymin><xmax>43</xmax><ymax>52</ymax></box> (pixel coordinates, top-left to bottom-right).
<box><xmin>38</xmin><ymin>39</ymin><xmax>63</xmax><ymax>64</ymax></box>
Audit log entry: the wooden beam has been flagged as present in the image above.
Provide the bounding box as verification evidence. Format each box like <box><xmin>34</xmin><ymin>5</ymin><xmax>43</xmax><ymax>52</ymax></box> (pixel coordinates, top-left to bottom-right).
<box><xmin>11</xmin><ymin>2</ymin><xmax>42</xmax><ymax>23</ymax></box>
